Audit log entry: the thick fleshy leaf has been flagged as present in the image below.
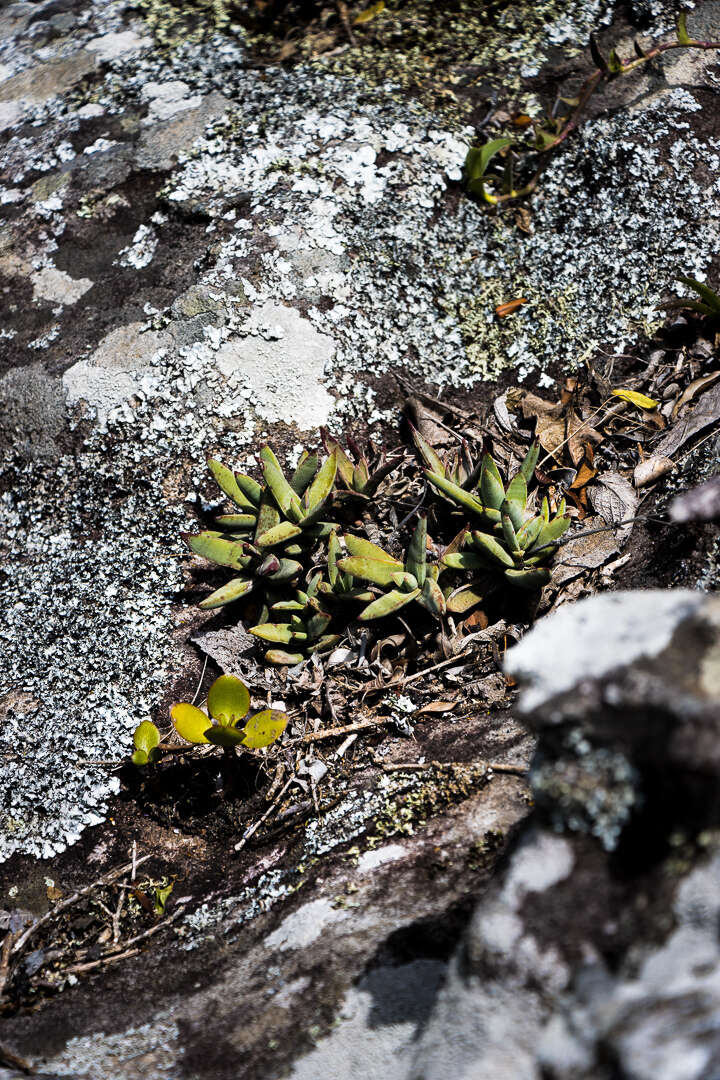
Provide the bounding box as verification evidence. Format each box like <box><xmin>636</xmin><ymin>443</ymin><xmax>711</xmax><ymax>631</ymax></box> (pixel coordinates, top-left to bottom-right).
<box><xmin>265</xmin><ymin>649</ymin><xmax>306</xmax><ymax>666</ymax></box>
<box><xmin>358</xmin><ymin>588</ymin><xmax>420</xmax><ymax>621</ymax></box>
<box><xmin>241</xmin><ymin>709</ymin><xmax>288</xmax><ymax>749</ymax></box>
<box><xmin>267</xmin><ymin>558</ymin><xmax>303</xmax><ymax>582</ymax></box>
<box><xmin>519</xmin><ymin>443</ymin><xmax>540</xmax><ymax>482</ymax></box>
<box><xmin>208</xmin><ymin>459</ymin><xmax>255</xmax><ymax>510</ymax></box>
<box><xmin>250</xmin><ymin>623</ymin><xmax>294</xmax><ymax>644</ymax></box>
<box><xmin>441</xmin><ymin>551</ymin><xmax>492</xmax><ymax>571</ymax></box>
<box><xmin>321</xmin><ymin>431</ymin><xmax>355</xmax><ymax>487</ymax></box>
<box><xmin>204</xmin><ymin>724</ymin><xmax>245</xmax><ymax>747</ymax></box>
<box><xmin>464</xmin><ymin>137</ymin><xmax>512</xmax><ymax>182</ymax></box>
<box><xmin>185</xmin><ymin>533</ymin><xmax>249</xmax><ymax>569</ymax></box>
<box><xmin>214</xmin><ymin>514</ymin><xmax>257</xmax><ymax>530</ymax></box>
<box><xmin>391</xmin><ymin>571</ymin><xmax>419</xmax><ymax>591</ymax></box>
<box><xmin>446</xmin><ymin>583</ymin><xmax>485</xmax><ymax>613</ymax></box>
<box><xmin>199</xmin><ymin>577</ymin><xmax>254</xmax><ymax>609</ymax></box>
<box><xmin>207</xmin><ymin>674</ymin><xmax>250</xmax><ymax>724</ymax></box>
<box><xmin>290</xmin><ymin>451</ymin><xmax>318</xmax><ymax>495</ymax></box>
<box><xmin>410</xmin><ymin>423</ymin><xmax>446</xmax><ymax>476</ymax></box>
<box><xmin>504</xmin><ymin>567</ymin><xmax>551</xmax><ymax>590</ymax></box>
<box><xmin>261</xmin><ymin>448</ymin><xmax>304</xmax><ymax>521</ymax></box>
<box><xmin>426</xmin><ymin>472</ymin><xmax>495</xmax><ymax>520</ymax></box>
<box><xmin>405</xmin><ymin>516</ymin><xmax>427</xmax><ymax>586</ymax></box>
<box><xmin>306</xmin><ymin>610</ymin><xmax>332</xmax><ymax>641</ymax></box>
<box><xmin>516</xmin><ymin>516</ymin><xmax>543</xmax><ymax>550</ymax></box>
<box><xmin>134</xmin><ymin>720</ymin><xmax>160</xmax><ymax>755</ymax></box>
<box><xmin>352</xmin><ymin>460</ymin><xmax>370</xmax><ymax>492</ymax></box>
<box><xmin>420</xmin><ymin>575</ymin><xmax>446</xmax><ymax>615</ymax></box>
<box><xmin>271</xmin><ymin>600</ymin><xmax>306</xmax><ymax>612</ymax></box>
<box><xmin>501</xmin><ymin>508</ymin><xmax>520</xmax><ymax>554</ymax></box>
<box><xmin>310</xmin><ymin>633</ymin><xmax>342</xmax><ymax>653</ymax></box>
<box><xmin>170</xmin><ymin>703</ymin><xmax>211</xmax><ymax>744</ymax></box>
<box><xmin>480</xmin><ymin>454</ymin><xmax>506</xmax><ymax>510</ymax></box>
<box><xmin>255</xmin><ymin>521</ymin><xmax>303</xmax><ymax>548</ymax></box>
<box><xmin>344</xmin><ymin>535</ymin><xmax>399</xmax><ymax>562</ymax></box>
<box><xmin>337</xmin><ymin>556</ymin><xmax>404</xmax><ymax>586</ymax></box>
<box><xmin>131</xmin><ymin>749</ymin><xmax>149</xmax><ymax>766</ymax></box>
<box><xmin>530</xmin><ymin>515</ymin><xmax>571</xmax><ymax>552</ymax></box>
<box><xmin>678</xmin><ymin>275</ymin><xmax>720</xmax><ymax>314</ymax></box>
<box><xmin>327</xmin><ymin>530</ymin><xmax>340</xmax><ymax>587</ymax></box>
<box><xmin>469</xmin><ymin>531</ymin><xmax>515</xmax><ymax>568</ymax></box>
<box><xmin>505</xmin><ymin>472</ymin><xmax>527</xmax><ymax>509</ymax></box>
<box><xmin>303</xmin><ymin>451</ymin><xmax>337</xmax><ymax>512</ymax></box>
<box><xmin>235</xmin><ymin>472</ymin><xmax>262</xmax><ymax>506</ymax></box>
<box><xmin>254</xmin><ymin>495</ymin><xmax>281</xmax><ymax>543</ymax></box>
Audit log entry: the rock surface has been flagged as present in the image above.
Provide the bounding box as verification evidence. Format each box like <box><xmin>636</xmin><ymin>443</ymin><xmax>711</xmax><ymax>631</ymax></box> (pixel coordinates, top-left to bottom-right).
<box><xmin>0</xmin><ymin>0</ymin><xmax>719</xmax><ymax>1076</ymax></box>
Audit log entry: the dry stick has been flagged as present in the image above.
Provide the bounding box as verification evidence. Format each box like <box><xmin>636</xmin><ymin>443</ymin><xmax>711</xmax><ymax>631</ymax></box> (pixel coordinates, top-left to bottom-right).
<box><xmin>62</xmin><ymin>906</ymin><xmax>186</xmax><ymax>977</ymax></box>
<box><xmin>0</xmin><ymin>929</ymin><xmax>19</xmax><ymax>1000</ymax></box>
<box><xmin>10</xmin><ymin>854</ymin><xmax>153</xmax><ymax>959</ymax></box>
<box><xmin>233</xmin><ymin>776</ymin><xmax>295</xmax><ymax>853</ymax></box>
<box><xmin>381</xmin><ymin>759</ymin><xmax>528</xmax><ymax>777</ymax></box>
<box><xmin>302</xmin><ymin>717</ymin><xmax>392</xmax><ymax>743</ymax></box>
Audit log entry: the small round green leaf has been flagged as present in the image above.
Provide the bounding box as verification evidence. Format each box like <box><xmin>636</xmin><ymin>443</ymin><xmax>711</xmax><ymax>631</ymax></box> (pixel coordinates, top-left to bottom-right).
<box><xmin>207</xmin><ymin>675</ymin><xmax>250</xmax><ymax>726</ymax></box>
<box><xmin>133</xmin><ymin>720</ymin><xmax>160</xmax><ymax>755</ymax></box>
<box><xmin>170</xmin><ymin>703</ymin><xmax>211</xmax><ymax>744</ymax></box>
<box><xmin>131</xmin><ymin>748</ymin><xmax>149</xmax><ymax>767</ymax></box>
<box><xmin>204</xmin><ymin>724</ymin><xmax>245</xmax><ymax>747</ymax></box>
<box><xmin>241</xmin><ymin>709</ymin><xmax>288</xmax><ymax>749</ymax></box>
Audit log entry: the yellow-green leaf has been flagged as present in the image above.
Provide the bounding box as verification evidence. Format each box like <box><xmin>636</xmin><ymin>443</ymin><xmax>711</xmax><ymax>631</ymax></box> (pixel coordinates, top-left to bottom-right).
<box><xmin>207</xmin><ymin>674</ymin><xmax>250</xmax><ymax>725</ymax></box>
<box><xmin>343</xmin><ymin>535</ymin><xmax>399</xmax><ymax>563</ymax></box>
<box><xmin>133</xmin><ymin>720</ymin><xmax>160</xmax><ymax>755</ymax></box>
<box><xmin>170</xmin><ymin>703</ymin><xmax>211</xmax><ymax>744</ymax></box>
<box><xmin>612</xmin><ymin>389</ymin><xmax>658</xmax><ymax>410</ymax></box>
<box><xmin>354</xmin><ymin>0</ymin><xmax>384</xmax><ymax>25</ymax></box>
<box><xmin>241</xmin><ymin>709</ymin><xmax>288</xmax><ymax>749</ymax></box>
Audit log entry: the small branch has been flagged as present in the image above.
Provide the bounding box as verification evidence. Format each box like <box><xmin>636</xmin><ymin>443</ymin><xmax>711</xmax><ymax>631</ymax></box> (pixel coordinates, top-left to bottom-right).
<box><xmin>302</xmin><ymin>717</ymin><xmax>391</xmax><ymax>742</ymax></box>
<box><xmin>380</xmin><ymin>759</ymin><xmax>528</xmax><ymax>776</ymax></box>
<box><xmin>234</xmin><ymin>776</ymin><xmax>295</xmax><ymax>852</ymax></box>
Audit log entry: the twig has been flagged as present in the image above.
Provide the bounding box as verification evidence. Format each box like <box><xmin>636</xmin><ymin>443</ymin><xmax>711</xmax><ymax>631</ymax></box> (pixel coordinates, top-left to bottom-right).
<box><xmin>0</xmin><ymin>930</ymin><xmax>19</xmax><ymax>1001</ymax></box>
<box><xmin>191</xmin><ymin>654</ymin><xmax>209</xmax><ymax>705</ymax></box>
<box><xmin>380</xmin><ymin>759</ymin><xmax>527</xmax><ymax>776</ymax></box>
<box><xmin>234</xmin><ymin>776</ymin><xmax>295</xmax><ymax>852</ymax></box>
<box><xmin>62</xmin><ymin>907</ymin><xmax>186</xmax><ymax>977</ymax></box>
<box><xmin>302</xmin><ymin>717</ymin><xmax>392</xmax><ymax>742</ymax></box>
<box><xmin>382</xmin><ymin>646</ymin><xmax>476</xmax><ymax>690</ymax></box>
<box><xmin>11</xmin><ymin>854</ymin><xmax>153</xmax><ymax>958</ymax></box>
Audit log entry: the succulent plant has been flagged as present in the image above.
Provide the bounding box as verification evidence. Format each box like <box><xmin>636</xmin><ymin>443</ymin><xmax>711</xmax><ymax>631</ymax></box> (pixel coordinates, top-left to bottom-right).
<box><xmin>409</xmin><ymin>423</ymin><xmax>481</xmax><ymax>490</ymax></box>
<box><xmin>184</xmin><ymin>447</ymin><xmax>337</xmax><ymax>609</ymax></box>
<box><xmin>130</xmin><ymin>675</ymin><xmax>288</xmax><ymax>765</ymax></box>
<box><xmin>425</xmin><ymin>443</ymin><xmax>540</xmax><ymax>529</ymax></box>
<box><xmin>250</xmin><ymin>572</ymin><xmax>341</xmax><ymax>665</ymax></box>
<box><xmin>320</xmin><ymin>428</ymin><xmax>402</xmax><ymax>498</ymax></box>
<box><xmin>440</xmin><ymin>449</ymin><xmax>570</xmax><ymax>591</ymax></box>
<box><xmin>336</xmin><ymin>516</ymin><xmax>446</xmax><ymax>621</ymax></box>
<box><xmin>663</xmin><ymin>276</ymin><xmax>720</xmax><ymax>320</ymax></box>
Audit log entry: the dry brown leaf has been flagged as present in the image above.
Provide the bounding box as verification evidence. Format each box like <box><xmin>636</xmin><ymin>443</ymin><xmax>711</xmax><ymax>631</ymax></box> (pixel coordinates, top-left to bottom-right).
<box><xmin>416</xmin><ymin>701</ymin><xmax>458</xmax><ymax>715</ymax></box>
<box><xmin>633</xmin><ymin>455</ymin><xmax>675</xmax><ymax>488</ymax></box>
<box><xmin>671</xmin><ymin>370</ymin><xmax>720</xmax><ymax>421</ymax></box>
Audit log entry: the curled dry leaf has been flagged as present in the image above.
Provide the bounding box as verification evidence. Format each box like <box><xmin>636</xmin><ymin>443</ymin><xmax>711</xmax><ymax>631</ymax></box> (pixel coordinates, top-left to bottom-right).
<box><xmin>633</xmin><ymin>455</ymin><xmax>675</xmax><ymax>488</ymax></box>
<box><xmin>655</xmin><ymin>381</ymin><xmax>720</xmax><ymax>457</ymax></box>
<box><xmin>589</xmin><ymin>472</ymin><xmax>638</xmax><ymax>543</ymax></box>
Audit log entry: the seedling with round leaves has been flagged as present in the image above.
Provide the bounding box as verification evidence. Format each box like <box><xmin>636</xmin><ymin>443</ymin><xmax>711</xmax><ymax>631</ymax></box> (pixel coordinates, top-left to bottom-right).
<box><xmin>130</xmin><ymin>675</ymin><xmax>288</xmax><ymax>765</ymax></box>
<box><xmin>335</xmin><ymin>516</ymin><xmax>446</xmax><ymax>621</ymax></box>
<box><xmin>249</xmin><ymin>572</ymin><xmax>341</xmax><ymax>665</ymax></box>
<box><xmin>320</xmin><ymin>428</ymin><xmax>402</xmax><ymax>499</ymax></box>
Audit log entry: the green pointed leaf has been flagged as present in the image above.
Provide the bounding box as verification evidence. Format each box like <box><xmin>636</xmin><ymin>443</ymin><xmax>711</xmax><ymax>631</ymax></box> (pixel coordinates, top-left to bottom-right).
<box><xmin>255</xmin><ymin>521</ymin><xmax>303</xmax><ymax>548</ymax></box>
<box><xmin>304</xmin><ymin>451</ymin><xmax>337</xmax><ymax>512</ymax></box>
<box><xmin>501</xmin><ymin>509</ymin><xmax>519</xmax><ymax>554</ymax></box>
<box><xmin>504</xmin><ymin>567</ymin><xmax>551</xmax><ymax>590</ymax></box>
<box><xmin>254</xmin><ymin>495</ymin><xmax>281</xmax><ymax>544</ymax></box>
<box><xmin>530</xmin><ymin>515</ymin><xmax>571</xmax><ymax>552</ymax></box>
<box><xmin>409</xmin><ymin>424</ymin><xmax>446</xmax><ymax>476</ymax></box>
<box><xmin>327</xmin><ymin>530</ymin><xmax>340</xmax><ymax>587</ymax></box>
<box><xmin>214</xmin><ymin>514</ymin><xmax>257</xmax><ymax>530</ymax></box>
<box><xmin>676</xmin><ymin>11</ymin><xmax>692</xmax><ymax>45</ymax></box>
<box><xmin>199</xmin><ymin>576</ymin><xmax>254</xmax><ymax>609</ymax></box>
<box><xmin>589</xmin><ymin>34</ymin><xmax>608</xmax><ymax>73</ymax></box>
<box><xmin>352</xmin><ymin>460</ymin><xmax>370</xmax><ymax>492</ymax></box>
<box><xmin>250</xmin><ymin>623</ymin><xmax>294</xmax><ymax>644</ymax></box>
<box><xmin>207</xmin><ymin>674</ymin><xmax>250</xmax><ymax>725</ymax></box>
<box><xmin>464</xmin><ymin>137</ymin><xmax>513</xmax><ymax>182</ymax></box>
<box><xmin>267</xmin><ymin>558</ymin><xmax>303</xmax><ymax>582</ymax></box>
<box><xmin>607</xmin><ymin>47</ymin><xmax>623</xmax><ymax>73</ymax></box>
<box><xmin>391</xmin><ymin>571</ymin><xmax>419</xmax><ymax>590</ymax></box>
<box><xmin>241</xmin><ymin>709</ymin><xmax>288</xmax><ymax>749</ymax></box>
<box><xmin>133</xmin><ymin>720</ymin><xmax>160</xmax><ymax>755</ymax></box>
<box><xmin>516</xmin><ymin>516</ymin><xmax>543</xmax><ymax>550</ymax></box>
<box><xmin>208</xmin><ymin>459</ymin><xmax>255</xmax><ymax>510</ymax></box>
<box><xmin>426</xmin><ymin>472</ymin><xmax>492</xmax><ymax>519</ymax></box>
<box><xmin>323</xmin><ymin>433</ymin><xmax>355</xmax><ymax>487</ymax></box>
<box><xmin>505</xmin><ymin>472</ymin><xmax>527</xmax><ymax>509</ymax></box>
<box><xmin>420</xmin><ymin>575</ymin><xmax>446</xmax><ymax>616</ymax></box>
<box><xmin>469</xmin><ymin>531</ymin><xmax>515</xmax><ymax>568</ymax></box>
<box><xmin>205</xmin><ymin>724</ymin><xmax>245</xmax><ymax>747</ymax></box>
<box><xmin>261</xmin><ymin>448</ymin><xmax>305</xmax><ymax>521</ymax></box>
<box><xmin>170</xmin><ymin>703</ymin><xmax>211</xmax><ymax>744</ymax></box>
<box><xmin>446</xmin><ymin>583</ymin><xmax>485</xmax><ymax>614</ymax></box>
<box><xmin>519</xmin><ymin>444</ymin><xmax>540</xmax><ymax>482</ymax></box>
<box><xmin>336</xmin><ymin>556</ymin><xmax>404</xmax><ymax>586</ymax></box>
<box><xmin>290</xmin><ymin>451</ymin><xmax>318</xmax><ymax>495</ymax></box>
<box><xmin>441</xmin><ymin>551</ymin><xmax>492</xmax><ymax>571</ymax></box>
<box><xmin>405</xmin><ymin>516</ymin><xmax>427</xmax><ymax>586</ymax></box>
<box><xmin>235</xmin><ymin>472</ymin><xmax>262</xmax><ymax>506</ymax></box>
<box><xmin>480</xmin><ymin>455</ymin><xmax>506</xmax><ymax>510</ymax></box>
<box><xmin>344</xmin><ymin>535</ymin><xmax>399</xmax><ymax>562</ymax></box>
<box><xmin>678</xmin><ymin>276</ymin><xmax>720</xmax><ymax>314</ymax></box>
<box><xmin>310</xmin><ymin>633</ymin><xmax>342</xmax><ymax>653</ymax></box>
<box><xmin>306</xmin><ymin>610</ymin><xmax>332</xmax><ymax>641</ymax></box>
<box><xmin>185</xmin><ymin>533</ymin><xmax>249</xmax><ymax>569</ymax></box>
<box><xmin>357</xmin><ymin>588</ymin><xmax>421</xmax><ymax>621</ymax></box>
